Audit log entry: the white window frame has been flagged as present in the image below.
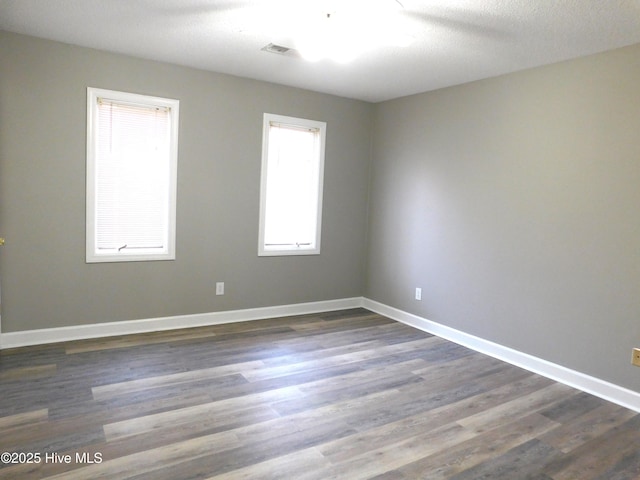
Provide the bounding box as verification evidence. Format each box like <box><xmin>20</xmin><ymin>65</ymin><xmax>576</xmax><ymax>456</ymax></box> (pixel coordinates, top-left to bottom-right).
<box><xmin>258</xmin><ymin>113</ymin><xmax>326</xmax><ymax>256</ymax></box>
<box><xmin>86</xmin><ymin>87</ymin><xmax>179</xmax><ymax>263</ymax></box>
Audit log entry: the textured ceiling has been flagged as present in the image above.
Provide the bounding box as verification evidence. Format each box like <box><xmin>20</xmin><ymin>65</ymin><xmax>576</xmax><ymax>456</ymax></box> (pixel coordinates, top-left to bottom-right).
<box><xmin>1</xmin><ymin>0</ymin><xmax>640</xmax><ymax>102</ymax></box>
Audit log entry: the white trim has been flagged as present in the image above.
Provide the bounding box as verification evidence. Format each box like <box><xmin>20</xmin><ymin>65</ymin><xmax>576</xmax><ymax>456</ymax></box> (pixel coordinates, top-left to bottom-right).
<box><xmin>86</xmin><ymin>87</ymin><xmax>179</xmax><ymax>263</ymax></box>
<box><xmin>362</xmin><ymin>298</ymin><xmax>640</xmax><ymax>413</ymax></box>
<box><xmin>2</xmin><ymin>296</ymin><xmax>639</xmax><ymax>413</ymax></box>
<box><xmin>0</xmin><ymin>297</ymin><xmax>362</xmax><ymax>350</ymax></box>
<box><xmin>258</xmin><ymin>113</ymin><xmax>326</xmax><ymax>257</ymax></box>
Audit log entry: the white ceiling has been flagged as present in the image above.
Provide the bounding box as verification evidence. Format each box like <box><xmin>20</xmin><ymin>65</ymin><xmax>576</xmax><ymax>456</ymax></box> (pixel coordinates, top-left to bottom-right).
<box><xmin>1</xmin><ymin>0</ymin><xmax>640</xmax><ymax>102</ymax></box>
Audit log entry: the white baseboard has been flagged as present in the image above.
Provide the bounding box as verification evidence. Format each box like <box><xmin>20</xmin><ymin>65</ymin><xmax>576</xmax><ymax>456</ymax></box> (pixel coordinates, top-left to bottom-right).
<box><xmin>0</xmin><ymin>297</ymin><xmax>364</xmax><ymax>349</ymax></box>
<box><xmin>363</xmin><ymin>298</ymin><xmax>640</xmax><ymax>413</ymax></box>
<box><xmin>3</xmin><ymin>296</ymin><xmax>639</xmax><ymax>413</ymax></box>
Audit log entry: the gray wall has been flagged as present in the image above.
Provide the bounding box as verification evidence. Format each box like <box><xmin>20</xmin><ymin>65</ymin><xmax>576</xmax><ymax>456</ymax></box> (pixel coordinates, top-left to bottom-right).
<box><xmin>367</xmin><ymin>44</ymin><xmax>640</xmax><ymax>390</ymax></box>
<box><xmin>0</xmin><ymin>31</ymin><xmax>373</xmax><ymax>331</ymax></box>
<box><xmin>3</xmin><ymin>29</ymin><xmax>640</xmax><ymax>394</ymax></box>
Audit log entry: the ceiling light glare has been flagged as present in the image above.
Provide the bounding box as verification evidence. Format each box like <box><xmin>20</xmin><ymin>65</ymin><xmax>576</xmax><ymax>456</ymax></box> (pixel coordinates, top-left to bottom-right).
<box><xmin>385</xmin><ymin>31</ymin><xmax>415</xmax><ymax>48</ymax></box>
<box><xmin>296</xmin><ymin>11</ymin><xmax>361</xmax><ymax>63</ymax></box>
<box><xmin>294</xmin><ymin>0</ymin><xmax>411</xmax><ymax>63</ymax></box>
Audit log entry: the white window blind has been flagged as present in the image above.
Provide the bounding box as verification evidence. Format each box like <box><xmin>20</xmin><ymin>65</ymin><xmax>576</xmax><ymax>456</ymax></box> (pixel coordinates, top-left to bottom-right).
<box><xmin>87</xmin><ymin>88</ymin><xmax>179</xmax><ymax>263</ymax></box>
<box><xmin>259</xmin><ymin>114</ymin><xmax>326</xmax><ymax>256</ymax></box>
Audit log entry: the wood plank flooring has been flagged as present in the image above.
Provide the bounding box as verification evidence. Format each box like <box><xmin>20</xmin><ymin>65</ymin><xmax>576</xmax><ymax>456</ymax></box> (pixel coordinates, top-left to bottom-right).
<box><xmin>1</xmin><ymin>308</ymin><xmax>639</xmax><ymax>479</ymax></box>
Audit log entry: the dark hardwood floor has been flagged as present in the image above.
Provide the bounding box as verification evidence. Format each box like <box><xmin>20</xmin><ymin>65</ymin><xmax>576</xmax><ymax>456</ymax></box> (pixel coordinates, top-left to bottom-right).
<box><xmin>1</xmin><ymin>308</ymin><xmax>639</xmax><ymax>479</ymax></box>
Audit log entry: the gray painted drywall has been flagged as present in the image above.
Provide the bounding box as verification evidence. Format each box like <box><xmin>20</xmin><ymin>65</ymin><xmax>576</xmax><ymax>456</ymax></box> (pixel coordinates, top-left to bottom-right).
<box><xmin>0</xmin><ymin>31</ymin><xmax>372</xmax><ymax>331</ymax></box>
<box><xmin>2</xmin><ymin>28</ymin><xmax>640</xmax><ymax>395</ymax></box>
<box><xmin>367</xmin><ymin>44</ymin><xmax>640</xmax><ymax>390</ymax></box>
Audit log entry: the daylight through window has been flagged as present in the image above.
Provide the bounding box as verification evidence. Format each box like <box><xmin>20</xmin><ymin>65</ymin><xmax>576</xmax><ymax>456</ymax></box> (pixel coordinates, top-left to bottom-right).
<box><xmin>86</xmin><ymin>88</ymin><xmax>179</xmax><ymax>263</ymax></box>
<box><xmin>259</xmin><ymin>113</ymin><xmax>326</xmax><ymax>256</ymax></box>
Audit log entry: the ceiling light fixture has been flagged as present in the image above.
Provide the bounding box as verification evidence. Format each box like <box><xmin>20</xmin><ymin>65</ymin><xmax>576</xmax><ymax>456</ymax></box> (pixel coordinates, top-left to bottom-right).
<box><xmin>293</xmin><ymin>0</ymin><xmax>414</xmax><ymax>63</ymax></box>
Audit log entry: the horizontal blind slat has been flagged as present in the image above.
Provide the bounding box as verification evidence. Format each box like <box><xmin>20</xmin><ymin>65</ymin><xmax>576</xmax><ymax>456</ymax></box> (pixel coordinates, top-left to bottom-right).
<box><xmin>95</xmin><ymin>98</ymin><xmax>171</xmax><ymax>251</ymax></box>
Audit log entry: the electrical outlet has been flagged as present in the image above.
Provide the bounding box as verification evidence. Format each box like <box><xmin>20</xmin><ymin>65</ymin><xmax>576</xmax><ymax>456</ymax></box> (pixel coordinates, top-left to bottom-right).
<box><xmin>415</xmin><ymin>287</ymin><xmax>422</xmax><ymax>301</ymax></box>
<box><xmin>216</xmin><ymin>282</ymin><xmax>225</xmax><ymax>296</ymax></box>
<box><xmin>632</xmin><ymin>348</ymin><xmax>640</xmax><ymax>367</ymax></box>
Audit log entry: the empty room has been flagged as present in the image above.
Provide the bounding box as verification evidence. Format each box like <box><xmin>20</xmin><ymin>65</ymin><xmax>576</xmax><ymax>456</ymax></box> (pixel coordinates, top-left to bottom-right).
<box><xmin>1</xmin><ymin>1</ymin><xmax>640</xmax><ymax>478</ymax></box>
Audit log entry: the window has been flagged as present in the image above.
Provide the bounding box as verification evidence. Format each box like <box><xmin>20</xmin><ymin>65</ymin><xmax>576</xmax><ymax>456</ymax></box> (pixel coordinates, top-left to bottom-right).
<box><xmin>86</xmin><ymin>87</ymin><xmax>179</xmax><ymax>263</ymax></box>
<box><xmin>259</xmin><ymin>113</ymin><xmax>326</xmax><ymax>256</ymax></box>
